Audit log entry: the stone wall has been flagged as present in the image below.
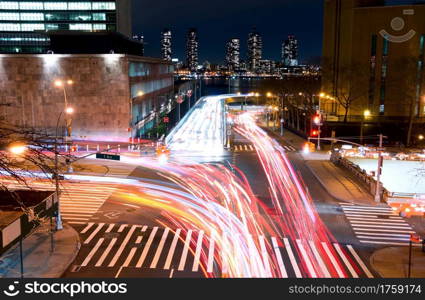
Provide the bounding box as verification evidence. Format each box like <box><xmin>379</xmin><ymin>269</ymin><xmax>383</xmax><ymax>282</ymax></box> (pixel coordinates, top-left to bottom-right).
<box><xmin>0</xmin><ymin>54</ymin><xmax>132</xmax><ymax>142</ymax></box>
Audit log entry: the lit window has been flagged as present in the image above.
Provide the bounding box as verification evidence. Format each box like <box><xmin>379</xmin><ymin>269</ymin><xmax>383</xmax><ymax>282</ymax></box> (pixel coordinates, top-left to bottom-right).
<box><xmin>21</xmin><ymin>23</ymin><xmax>45</xmax><ymax>31</ymax></box>
<box><xmin>92</xmin><ymin>13</ymin><xmax>106</xmax><ymax>21</ymax></box>
<box><xmin>20</xmin><ymin>13</ymin><xmax>44</xmax><ymax>21</ymax></box>
<box><xmin>0</xmin><ymin>23</ymin><xmax>21</xmax><ymax>31</ymax></box>
<box><xmin>0</xmin><ymin>13</ymin><xmax>20</xmax><ymax>21</ymax></box>
<box><xmin>44</xmin><ymin>2</ymin><xmax>68</xmax><ymax>10</ymax></box>
<box><xmin>19</xmin><ymin>2</ymin><xmax>44</xmax><ymax>10</ymax></box>
<box><xmin>0</xmin><ymin>2</ymin><xmax>19</xmax><ymax>10</ymax></box>
<box><xmin>69</xmin><ymin>23</ymin><xmax>92</xmax><ymax>31</ymax></box>
<box><xmin>92</xmin><ymin>2</ymin><xmax>116</xmax><ymax>10</ymax></box>
<box><xmin>45</xmin><ymin>24</ymin><xmax>59</xmax><ymax>30</ymax></box>
<box><xmin>93</xmin><ymin>24</ymin><xmax>106</xmax><ymax>30</ymax></box>
<box><xmin>68</xmin><ymin>2</ymin><xmax>92</xmax><ymax>10</ymax></box>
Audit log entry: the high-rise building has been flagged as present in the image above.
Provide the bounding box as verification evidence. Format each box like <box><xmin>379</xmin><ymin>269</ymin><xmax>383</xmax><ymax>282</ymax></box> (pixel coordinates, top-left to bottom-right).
<box><xmin>283</xmin><ymin>35</ymin><xmax>298</xmax><ymax>66</ymax></box>
<box><xmin>225</xmin><ymin>38</ymin><xmax>240</xmax><ymax>72</ymax></box>
<box><xmin>247</xmin><ymin>28</ymin><xmax>262</xmax><ymax>73</ymax></box>
<box><xmin>132</xmin><ymin>34</ymin><xmax>144</xmax><ymax>56</ymax></box>
<box><xmin>0</xmin><ymin>0</ymin><xmax>132</xmax><ymax>53</ymax></box>
<box><xmin>161</xmin><ymin>28</ymin><xmax>172</xmax><ymax>61</ymax></box>
<box><xmin>186</xmin><ymin>28</ymin><xmax>198</xmax><ymax>72</ymax></box>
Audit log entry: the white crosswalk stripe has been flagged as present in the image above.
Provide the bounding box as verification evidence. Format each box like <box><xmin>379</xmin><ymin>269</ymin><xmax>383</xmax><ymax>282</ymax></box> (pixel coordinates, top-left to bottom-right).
<box><xmin>233</xmin><ymin>144</ymin><xmax>256</xmax><ymax>152</ymax></box>
<box><xmin>71</xmin><ymin>223</ymin><xmax>374</xmax><ymax>278</ymax></box>
<box><xmin>340</xmin><ymin>203</ymin><xmax>419</xmax><ymax>246</ymax></box>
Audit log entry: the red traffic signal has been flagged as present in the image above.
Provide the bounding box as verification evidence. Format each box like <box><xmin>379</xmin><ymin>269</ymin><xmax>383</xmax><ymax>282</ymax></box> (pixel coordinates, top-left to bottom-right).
<box><xmin>163</xmin><ymin>117</ymin><xmax>169</xmax><ymax>123</ymax></box>
<box><xmin>311</xmin><ymin>130</ymin><xmax>319</xmax><ymax>137</ymax></box>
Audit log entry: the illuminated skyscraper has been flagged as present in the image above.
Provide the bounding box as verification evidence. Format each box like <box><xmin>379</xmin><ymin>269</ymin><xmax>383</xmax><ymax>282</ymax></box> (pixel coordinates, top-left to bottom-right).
<box><xmin>226</xmin><ymin>38</ymin><xmax>240</xmax><ymax>72</ymax></box>
<box><xmin>186</xmin><ymin>28</ymin><xmax>198</xmax><ymax>72</ymax></box>
<box><xmin>247</xmin><ymin>28</ymin><xmax>262</xmax><ymax>73</ymax></box>
<box><xmin>283</xmin><ymin>35</ymin><xmax>298</xmax><ymax>66</ymax></box>
<box><xmin>161</xmin><ymin>28</ymin><xmax>172</xmax><ymax>61</ymax></box>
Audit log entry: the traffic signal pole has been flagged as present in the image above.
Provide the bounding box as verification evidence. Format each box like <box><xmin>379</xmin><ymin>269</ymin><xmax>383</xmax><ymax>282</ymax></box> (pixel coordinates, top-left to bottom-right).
<box><xmin>374</xmin><ymin>134</ymin><xmax>383</xmax><ymax>202</ymax></box>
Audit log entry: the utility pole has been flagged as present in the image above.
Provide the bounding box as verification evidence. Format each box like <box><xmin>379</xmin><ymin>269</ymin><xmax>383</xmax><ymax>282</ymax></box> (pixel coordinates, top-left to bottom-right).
<box><xmin>374</xmin><ymin>134</ymin><xmax>383</xmax><ymax>202</ymax></box>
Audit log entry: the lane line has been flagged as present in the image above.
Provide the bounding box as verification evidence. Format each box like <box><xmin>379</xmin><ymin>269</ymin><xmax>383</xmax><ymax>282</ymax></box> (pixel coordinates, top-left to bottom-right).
<box><xmin>122</xmin><ymin>247</ymin><xmax>137</xmax><ymax>267</ymax></box>
<box><xmin>105</xmin><ymin>224</ymin><xmax>115</xmax><ymax>233</ymax></box>
<box><xmin>80</xmin><ymin>222</ymin><xmax>94</xmax><ymax>233</ymax></box>
<box><xmin>118</xmin><ymin>224</ymin><xmax>128</xmax><ymax>232</ymax></box>
<box><xmin>259</xmin><ymin>235</ymin><xmax>272</xmax><ymax>277</ymax></box>
<box><xmin>207</xmin><ymin>232</ymin><xmax>215</xmax><ymax>273</ymax></box>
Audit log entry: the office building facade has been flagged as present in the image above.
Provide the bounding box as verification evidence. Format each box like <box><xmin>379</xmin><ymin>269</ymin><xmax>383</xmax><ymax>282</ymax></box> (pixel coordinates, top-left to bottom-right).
<box><xmin>225</xmin><ymin>38</ymin><xmax>240</xmax><ymax>72</ymax></box>
<box><xmin>0</xmin><ymin>0</ymin><xmax>132</xmax><ymax>53</ymax></box>
<box><xmin>322</xmin><ymin>0</ymin><xmax>425</xmax><ymax>121</ymax></box>
<box><xmin>247</xmin><ymin>28</ymin><xmax>262</xmax><ymax>73</ymax></box>
<box><xmin>161</xmin><ymin>28</ymin><xmax>171</xmax><ymax>61</ymax></box>
<box><xmin>283</xmin><ymin>35</ymin><xmax>298</xmax><ymax>66</ymax></box>
<box><xmin>186</xmin><ymin>28</ymin><xmax>198</xmax><ymax>72</ymax></box>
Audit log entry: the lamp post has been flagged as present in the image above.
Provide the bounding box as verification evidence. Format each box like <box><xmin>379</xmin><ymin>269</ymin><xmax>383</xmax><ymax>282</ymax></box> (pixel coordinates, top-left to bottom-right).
<box><xmin>361</xmin><ymin>109</ymin><xmax>371</xmax><ymax>145</ymax></box>
<box><xmin>53</xmin><ymin>79</ymin><xmax>74</xmax><ymax>231</ymax></box>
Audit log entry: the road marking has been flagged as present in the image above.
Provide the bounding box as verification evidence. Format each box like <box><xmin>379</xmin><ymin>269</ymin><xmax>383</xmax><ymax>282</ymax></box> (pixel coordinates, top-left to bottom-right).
<box><xmin>309</xmin><ymin>241</ymin><xmax>331</xmax><ymax>278</ymax></box>
<box><xmin>150</xmin><ymin>228</ymin><xmax>170</xmax><ymax>268</ymax></box>
<box><xmin>357</xmin><ymin>236</ymin><xmax>410</xmax><ymax>241</ymax></box>
<box><xmin>341</xmin><ymin>205</ymin><xmax>392</xmax><ymax>211</ymax></box>
<box><xmin>333</xmin><ymin>243</ymin><xmax>358</xmax><ymax>278</ymax></box>
<box><xmin>352</xmin><ymin>224</ymin><xmax>412</xmax><ymax>229</ymax></box>
<box><xmin>192</xmin><ymin>230</ymin><xmax>204</xmax><ymax>272</ymax></box>
<box><xmin>80</xmin><ymin>222</ymin><xmax>94</xmax><ymax>233</ymax></box>
<box><xmin>109</xmin><ymin>225</ymin><xmax>139</xmax><ymax>267</ymax></box>
<box><xmin>359</xmin><ymin>240</ymin><xmax>420</xmax><ymax>246</ymax></box>
<box><xmin>118</xmin><ymin>224</ymin><xmax>128</xmax><ymax>232</ymax></box>
<box><xmin>81</xmin><ymin>238</ymin><xmax>104</xmax><ymax>267</ymax></box>
<box><xmin>135</xmin><ymin>235</ymin><xmax>144</xmax><ymax>244</ymax></box>
<box><xmin>95</xmin><ymin>238</ymin><xmax>117</xmax><ymax>267</ymax></box>
<box><xmin>353</xmin><ymin>228</ymin><xmax>415</xmax><ymax>233</ymax></box>
<box><xmin>249</xmin><ymin>145</ymin><xmax>254</xmax><ymax>151</ymax></box>
<box><xmin>321</xmin><ymin>242</ymin><xmax>345</xmax><ymax>278</ymax></box>
<box><xmin>354</xmin><ymin>232</ymin><xmax>410</xmax><ymax>237</ymax></box>
<box><xmin>350</xmin><ymin>220</ymin><xmax>410</xmax><ymax>226</ymax></box>
<box><xmin>84</xmin><ymin>223</ymin><xmax>105</xmax><ymax>244</ymax></box>
<box><xmin>105</xmin><ymin>223</ymin><xmax>115</xmax><ymax>233</ymax></box>
<box><xmin>347</xmin><ymin>217</ymin><xmax>404</xmax><ymax>222</ymax></box>
<box><xmin>122</xmin><ymin>247</ymin><xmax>137</xmax><ymax>267</ymax></box>
<box><xmin>164</xmin><ymin>229</ymin><xmax>181</xmax><ymax>270</ymax></box>
<box><xmin>141</xmin><ymin>225</ymin><xmax>148</xmax><ymax>232</ymax></box>
<box><xmin>136</xmin><ymin>227</ymin><xmax>158</xmax><ymax>268</ymax></box>
<box><xmin>68</xmin><ymin>221</ymin><xmax>86</xmax><ymax>225</ymax></box>
<box><xmin>207</xmin><ymin>232</ymin><xmax>215</xmax><ymax>273</ymax></box>
<box><xmin>296</xmin><ymin>239</ymin><xmax>317</xmax><ymax>278</ymax></box>
<box><xmin>283</xmin><ymin>238</ymin><xmax>302</xmax><ymax>278</ymax></box>
<box><xmin>271</xmin><ymin>237</ymin><xmax>287</xmax><ymax>278</ymax></box>
<box><xmin>259</xmin><ymin>235</ymin><xmax>272</xmax><ymax>277</ymax></box>
<box><xmin>346</xmin><ymin>245</ymin><xmax>373</xmax><ymax>278</ymax></box>
<box><xmin>178</xmin><ymin>230</ymin><xmax>193</xmax><ymax>271</ymax></box>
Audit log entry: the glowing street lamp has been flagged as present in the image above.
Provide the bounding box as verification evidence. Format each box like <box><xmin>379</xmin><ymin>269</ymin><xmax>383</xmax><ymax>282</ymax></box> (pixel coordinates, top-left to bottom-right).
<box><xmin>419</xmin><ymin>134</ymin><xmax>424</xmax><ymax>141</ymax></box>
<box><xmin>9</xmin><ymin>143</ymin><xmax>27</xmax><ymax>155</ymax></box>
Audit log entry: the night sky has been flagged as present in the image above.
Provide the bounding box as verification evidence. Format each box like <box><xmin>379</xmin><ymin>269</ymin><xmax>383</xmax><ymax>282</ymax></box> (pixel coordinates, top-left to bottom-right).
<box><xmin>132</xmin><ymin>0</ymin><xmax>418</xmax><ymax>64</ymax></box>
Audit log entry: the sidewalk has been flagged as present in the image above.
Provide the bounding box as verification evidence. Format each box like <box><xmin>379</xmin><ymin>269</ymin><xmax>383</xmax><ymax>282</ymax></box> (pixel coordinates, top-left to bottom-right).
<box><xmin>0</xmin><ymin>221</ymin><xmax>80</xmax><ymax>278</ymax></box>
<box><xmin>266</xmin><ymin>126</ymin><xmax>375</xmax><ymax>204</ymax></box>
<box><xmin>371</xmin><ymin>246</ymin><xmax>425</xmax><ymax>278</ymax></box>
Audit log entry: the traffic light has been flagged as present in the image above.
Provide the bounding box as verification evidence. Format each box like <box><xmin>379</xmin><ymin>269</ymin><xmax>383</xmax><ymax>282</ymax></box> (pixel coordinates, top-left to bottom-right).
<box><xmin>313</xmin><ymin>114</ymin><xmax>321</xmax><ymax>125</ymax></box>
<box><xmin>311</xmin><ymin>129</ymin><xmax>319</xmax><ymax>137</ymax></box>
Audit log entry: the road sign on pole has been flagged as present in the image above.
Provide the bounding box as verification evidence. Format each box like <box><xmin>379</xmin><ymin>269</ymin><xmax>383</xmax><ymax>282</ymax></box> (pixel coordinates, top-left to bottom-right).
<box><xmin>96</xmin><ymin>153</ymin><xmax>120</xmax><ymax>161</ymax></box>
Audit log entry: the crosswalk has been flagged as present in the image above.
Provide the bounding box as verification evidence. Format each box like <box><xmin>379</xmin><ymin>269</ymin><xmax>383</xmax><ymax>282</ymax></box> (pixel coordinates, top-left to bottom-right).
<box><xmin>0</xmin><ymin>180</ymin><xmax>116</xmax><ymax>223</ymax></box>
<box><xmin>60</xmin><ymin>182</ymin><xmax>117</xmax><ymax>222</ymax></box>
<box><xmin>340</xmin><ymin>203</ymin><xmax>419</xmax><ymax>246</ymax></box>
<box><xmin>232</xmin><ymin>144</ymin><xmax>297</xmax><ymax>153</ymax></box>
<box><xmin>70</xmin><ymin>222</ymin><xmax>374</xmax><ymax>278</ymax></box>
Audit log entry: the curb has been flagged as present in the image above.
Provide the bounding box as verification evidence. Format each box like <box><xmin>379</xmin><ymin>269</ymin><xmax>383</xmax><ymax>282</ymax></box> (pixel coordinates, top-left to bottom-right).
<box><xmin>58</xmin><ymin>223</ymin><xmax>81</xmax><ymax>278</ymax></box>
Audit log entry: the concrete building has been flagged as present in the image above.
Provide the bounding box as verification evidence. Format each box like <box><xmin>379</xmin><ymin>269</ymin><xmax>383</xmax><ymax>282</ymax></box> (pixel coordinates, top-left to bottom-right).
<box><xmin>186</xmin><ymin>28</ymin><xmax>198</xmax><ymax>72</ymax></box>
<box><xmin>0</xmin><ymin>0</ymin><xmax>132</xmax><ymax>53</ymax></box>
<box><xmin>225</xmin><ymin>38</ymin><xmax>240</xmax><ymax>72</ymax></box>
<box><xmin>247</xmin><ymin>28</ymin><xmax>262</xmax><ymax>73</ymax></box>
<box><xmin>322</xmin><ymin>0</ymin><xmax>425</xmax><ymax>122</ymax></box>
<box><xmin>282</xmin><ymin>35</ymin><xmax>298</xmax><ymax>66</ymax></box>
<box><xmin>161</xmin><ymin>28</ymin><xmax>172</xmax><ymax>61</ymax></box>
<box><xmin>0</xmin><ymin>53</ymin><xmax>173</xmax><ymax>142</ymax></box>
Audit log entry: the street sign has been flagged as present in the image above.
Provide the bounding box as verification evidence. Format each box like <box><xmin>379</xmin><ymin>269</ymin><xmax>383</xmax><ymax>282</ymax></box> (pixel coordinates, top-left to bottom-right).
<box><xmin>176</xmin><ymin>96</ymin><xmax>183</xmax><ymax>104</ymax></box>
<box><xmin>96</xmin><ymin>153</ymin><xmax>120</xmax><ymax>161</ymax></box>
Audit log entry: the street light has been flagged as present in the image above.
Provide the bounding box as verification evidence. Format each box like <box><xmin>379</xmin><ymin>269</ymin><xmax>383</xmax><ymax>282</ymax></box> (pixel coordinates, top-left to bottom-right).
<box><xmin>360</xmin><ymin>109</ymin><xmax>371</xmax><ymax>145</ymax></box>
<box><xmin>54</xmin><ymin>79</ymin><xmax>74</xmax><ymax>141</ymax></box>
<box><xmin>9</xmin><ymin>143</ymin><xmax>27</xmax><ymax>155</ymax></box>
<box><xmin>419</xmin><ymin>134</ymin><xmax>424</xmax><ymax>141</ymax></box>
